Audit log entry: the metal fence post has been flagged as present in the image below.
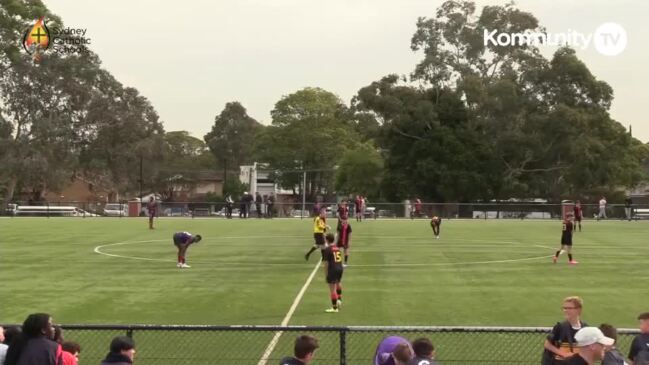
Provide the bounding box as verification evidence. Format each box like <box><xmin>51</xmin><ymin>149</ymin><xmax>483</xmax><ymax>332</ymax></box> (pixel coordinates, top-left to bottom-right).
<box><xmin>339</xmin><ymin>328</ymin><xmax>347</xmax><ymax>365</ymax></box>
<box><xmin>126</xmin><ymin>328</ymin><xmax>133</xmax><ymax>338</ymax></box>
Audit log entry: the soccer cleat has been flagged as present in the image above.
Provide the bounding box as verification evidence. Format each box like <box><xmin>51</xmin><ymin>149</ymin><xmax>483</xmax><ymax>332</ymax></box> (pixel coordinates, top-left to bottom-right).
<box><xmin>325</xmin><ymin>308</ymin><xmax>339</xmax><ymax>313</ymax></box>
<box><xmin>552</xmin><ymin>256</ymin><xmax>557</xmax><ymax>264</ymax></box>
<box><xmin>569</xmin><ymin>260</ymin><xmax>579</xmax><ymax>265</ymax></box>
<box><xmin>304</xmin><ymin>254</ymin><xmax>310</xmax><ymax>261</ymax></box>
<box><xmin>180</xmin><ymin>263</ymin><xmax>191</xmax><ymax>268</ymax></box>
<box><xmin>436</xmin><ymin>236</ymin><xmax>440</xmax><ymax>239</ymax></box>
<box><xmin>337</xmin><ymin>299</ymin><xmax>342</xmax><ymax>309</ymax></box>
<box><xmin>176</xmin><ymin>263</ymin><xmax>182</xmax><ymax>268</ymax></box>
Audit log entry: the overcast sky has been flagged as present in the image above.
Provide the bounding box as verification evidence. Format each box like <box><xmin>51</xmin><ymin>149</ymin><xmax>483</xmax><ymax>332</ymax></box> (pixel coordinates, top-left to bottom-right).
<box><xmin>45</xmin><ymin>0</ymin><xmax>649</xmax><ymax>142</ymax></box>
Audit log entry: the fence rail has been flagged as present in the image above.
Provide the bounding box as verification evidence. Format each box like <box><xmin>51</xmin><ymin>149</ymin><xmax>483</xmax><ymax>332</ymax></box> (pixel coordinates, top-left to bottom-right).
<box><xmin>0</xmin><ymin>324</ymin><xmax>640</xmax><ymax>364</ymax></box>
<box><xmin>5</xmin><ymin>200</ymin><xmax>649</xmax><ymax>220</ymax></box>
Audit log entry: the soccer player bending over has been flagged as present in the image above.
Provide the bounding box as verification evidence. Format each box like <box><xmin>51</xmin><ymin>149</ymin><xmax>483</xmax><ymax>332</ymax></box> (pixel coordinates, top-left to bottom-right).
<box><xmin>554</xmin><ymin>214</ymin><xmax>577</xmax><ymax>265</ymax></box>
<box><xmin>305</xmin><ymin>208</ymin><xmax>330</xmax><ymax>261</ymax></box>
<box><xmin>430</xmin><ymin>216</ymin><xmax>441</xmax><ymax>239</ymax></box>
<box><xmin>323</xmin><ymin>233</ymin><xmax>344</xmax><ymax>313</ymax></box>
<box><xmin>173</xmin><ymin>231</ymin><xmax>202</xmax><ymax>268</ymax></box>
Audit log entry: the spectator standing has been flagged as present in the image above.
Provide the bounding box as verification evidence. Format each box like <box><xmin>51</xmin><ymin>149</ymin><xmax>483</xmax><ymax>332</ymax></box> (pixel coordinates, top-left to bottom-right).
<box><xmin>278</xmin><ymin>335</ymin><xmax>319</xmax><ymax>365</ymax></box>
<box><xmin>239</xmin><ymin>194</ymin><xmax>247</xmax><ymax>218</ymax></box>
<box><xmin>598</xmin><ymin>197</ymin><xmax>607</xmax><ymax>220</ymax></box>
<box><xmin>225</xmin><ymin>195</ymin><xmax>234</xmax><ymax>219</ymax></box>
<box><xmin>624</xmin><ymin>196</ymin><xmax>633</xmax><ymax>222</ymax></box>
<box><xmin>543</xmin><ymin>296</ymin><xmax>588</xmax><ymax>363</ymax></box>
<box><xmin>409</xmin><ymin>338</ymin><xmax>440</xmax><ymax>365</ymax></box>
<box><xmin>255</xmin><ymin>192</ymin><xmax>263</xmax><ymax>218</ymax></box>
<box><xmin>266</xmin><ymin>193</ymin><xmax>275</xmax><ymax>218</ymax></box>
<box><xmin>100</xmin><ymin>336</ymin><xmax>136</xmax><ymax>365</ymax></box>
<box><xmin>560</xmin><ymin>327</ymin><xmax>614</xmax><ymax>365</ymax></box>
<box><xmin>628</xmin><ymin>312</ymin><xmax>649</xmax><ymax>365</ymax></box>
<box><xmin>245</xmin><ymin>192</ymin><xmax>254</xmax><ymax>217</ymax></box>
<box><xmin>355</xmin><ymin>195</ymin><xmax>362</xmax><ymax>222</ymax></box>
<box><xmin>598</xmin><ymin>324</ymin><xmax>628</xmax><ymax>365</ymax></box>
<box><xmin>5</xmin><ymin>313</ymin><xmax>62</xmax><ymax>365</ymax></box>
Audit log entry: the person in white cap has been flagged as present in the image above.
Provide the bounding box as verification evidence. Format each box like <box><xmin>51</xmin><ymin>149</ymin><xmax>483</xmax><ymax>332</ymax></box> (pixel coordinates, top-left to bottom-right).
<box><xmin>563</xmin><ymin>327</ymin><xmax>615</xmax><ymax>365</ymax></box>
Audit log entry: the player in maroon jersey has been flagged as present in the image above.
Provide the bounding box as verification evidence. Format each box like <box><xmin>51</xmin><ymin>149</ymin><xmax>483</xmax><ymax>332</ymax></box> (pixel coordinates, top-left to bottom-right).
<box><xmin>553</xmin><ymin>213</ymin><xmax>577</xmax><ymax>264</ymax></box>
<box><xmin>322</xmin><ymin>233</ymin><xmax>344</xmax><ymax>313</ymax></box>
<box><xmin>147</xmin><ymin>197</ymin><xmax>157</xmax><ymax>229</ymax></box>
<box><xmin>354</xmin><ymin>195</ymin><xmax>362</xmax><ymax>222</ymax></box>
<box><xmin>336</xmin><ymin>218</ymin><xmax>352</xmax><ymax>266</ymax></box>
<box><xmin>573</xmin><ymin>201</ymin><xmax>583</xmax><ymax>232</ymax></box>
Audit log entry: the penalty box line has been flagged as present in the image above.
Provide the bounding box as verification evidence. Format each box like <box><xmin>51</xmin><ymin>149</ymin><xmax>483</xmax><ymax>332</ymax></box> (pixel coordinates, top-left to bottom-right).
<box><xmin>257</xmin><ymin>259</ymin><xmax>322</xmax><ymax>365</ymax></box>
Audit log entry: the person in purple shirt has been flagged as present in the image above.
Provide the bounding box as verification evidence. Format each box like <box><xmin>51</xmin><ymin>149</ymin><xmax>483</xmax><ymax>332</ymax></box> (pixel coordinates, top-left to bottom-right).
<box><xmin>173</xmin><ymin>231</ymin><xmax>202</xmax><ymax>268</ymax></box>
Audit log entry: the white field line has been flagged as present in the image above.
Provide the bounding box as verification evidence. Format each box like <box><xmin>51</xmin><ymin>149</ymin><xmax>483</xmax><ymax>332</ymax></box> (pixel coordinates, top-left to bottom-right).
<box><xmin>256</xmin><ymin>260</ymin><xmax>322</xmax><ymax>365</ymax></box>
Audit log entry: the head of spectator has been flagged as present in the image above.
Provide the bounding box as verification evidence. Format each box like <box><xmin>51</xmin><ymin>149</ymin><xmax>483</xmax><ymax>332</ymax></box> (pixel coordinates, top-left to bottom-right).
<box><xmin>639</xmin><ymin>312</ymin><xmax>649</xmax><ymax>333</ymax></box>
<box><xmin>5</xmin><ymin>313</ymin><xmax>56</xmax><ymax>365</ymax></box>
<box><xmin>53</xmin><ymin>325</ymin><xmax>63</xmax><ymax>343</ymax></box>
<box><xmin>574</xmin><ymin>327</ymin><xmax>613</xmax><ymax>364</ymax></box>
<box><xmin>62</xmin><ymin>341</ymin><xmax>81</xmax><ymax>359</ymax></box>
<box><xmin>0</xmin><ymin>326</ymin><xmax>4</xmax><ymax>343</ymax></box>
<box><xmin>375</xmin><ymin>336</ymin><xmax>414</xmax><ymax>365</ymax></box>
<box><xmin>100</xmin><ymin>336</ymin><xmax>136</xmax><ymax>365</ymax></box>
<box><xmin>3</xmin><ymin>326</ymin><xmax>22</xmax><ymax>345</ymax></box>
<box><xmin>293</xmin><ymin>335</ymin><xmax>318</xmax><ymax>364</ymax></box>
<box><xmin>392</xmin><ymin>343</ymin><xmax>413</xmax><ymax>365</ymax></box>
<box><xmin>562</xmin><ymin>296</ymin><xmax>583</xmax><ymax>323</ymax></box>
<box><xmin>411</xmin><ymin>337</ymin><xmax>436</xmax><ymax>360</ymax></box>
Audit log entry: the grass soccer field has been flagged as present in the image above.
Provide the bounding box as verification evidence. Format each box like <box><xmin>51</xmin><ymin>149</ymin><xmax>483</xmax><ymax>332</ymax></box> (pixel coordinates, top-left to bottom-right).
<box><xmin>2</xmin><ymin>217</ymin><xmax>648</xmax><ymax>363</ymax></box>
<box><xmin>4</xmin><ymin>217</ymin><xmax>648</xmax><ymax>326</ymax></box>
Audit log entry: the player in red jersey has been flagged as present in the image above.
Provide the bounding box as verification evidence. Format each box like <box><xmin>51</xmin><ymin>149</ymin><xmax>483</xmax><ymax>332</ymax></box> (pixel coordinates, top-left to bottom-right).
<box><xmin>147</xmin><ymin>197</ymin><xmax>157</xmax><ymax>230</ymax></box>
<box><xmin>336</xmin><ymin>218</ymin><xmax>352</xmax><ymax>266</ymax></box>
<box><xmin>322</xmin><ymin>233</ymin><xmax>344</xmax><ymax>313</ymax></box>
<box><xmin>573</xmin><ymin>201</ymin><xmax>583</xmax><ymax>232</ymax></box>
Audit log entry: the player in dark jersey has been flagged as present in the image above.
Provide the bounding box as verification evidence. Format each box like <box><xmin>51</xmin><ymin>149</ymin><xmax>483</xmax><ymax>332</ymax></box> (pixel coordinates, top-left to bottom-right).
<box><xmin>322</xmin><ymin>233</ymin><xmax>344</xmax><ymax>313</ymax></box>
<box><xmin>430</xmin><ymin>216</ymin><xmax>442</xmax><ymax>239</ymax></box>
<box><xmin>573</xmin><ymin>201</ymin><xmax>582</xmax><ymax>232</ymax></box>
<box><xmin>336</xmin><ymin>218</ymin><xmax>352</xmax><ymax>266</ymax></box>
<box><xmin>147</xmin><ymin>197</ymin><xmax>157</xmax><ymax>230</ymax></box>
<box><xmin>173</xmin><ymin>231</ymin><xmax>202</xmax><ymax>268</ymax></box>
<box><xmin>553</xmin><ymin>214</ymin><xmax>577</xmax><ymax>265</ymax></box>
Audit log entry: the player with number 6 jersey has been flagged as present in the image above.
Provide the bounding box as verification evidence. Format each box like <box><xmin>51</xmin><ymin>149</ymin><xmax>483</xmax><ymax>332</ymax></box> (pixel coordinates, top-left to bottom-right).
<box><xmin>322</xmin><ymin>233</ymin><xmax>344</xmax><ymax>313</ymax></box>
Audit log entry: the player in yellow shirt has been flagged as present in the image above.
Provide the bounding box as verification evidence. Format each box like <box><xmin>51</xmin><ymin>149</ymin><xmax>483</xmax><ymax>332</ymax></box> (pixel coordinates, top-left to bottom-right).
<box><xmin>305</xmin><ymin>208</ymin><xmax>330</xmax><ymax>261</ymax></box>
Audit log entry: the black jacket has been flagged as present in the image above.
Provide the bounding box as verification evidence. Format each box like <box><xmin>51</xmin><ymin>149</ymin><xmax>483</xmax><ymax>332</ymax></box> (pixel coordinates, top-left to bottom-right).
<box><xmin>100</xmin><ymin>353</ymin><xmax>133</xmax><ymax>365</ymax></box>
<box><xmin>13</xmin><ymin>337</ymin><xmax>62</xmax><ymax>365</ymax></box>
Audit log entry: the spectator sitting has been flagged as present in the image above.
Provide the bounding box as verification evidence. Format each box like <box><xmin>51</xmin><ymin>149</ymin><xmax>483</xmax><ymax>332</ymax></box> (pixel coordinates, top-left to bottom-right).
<box><xmin>3</xmin><ymin>326</ymin><xmax>22</xmax><ymax>346</ymax></box>
<box><xmin>5</xmin><ymin>313</ymin><xmax>62</xmax><ymax>365</ymax></box>
<box><xmin>598</xmin><ymin>324</ymin><xmax>628</xmax><ymax>365</ymax></box>
<box><xmin>375</xmin><ymin>336</ymin><xmax>414</xmax><ymax>365</ymax></box>
<box><xmin>52</xmin><ymin>327</ymin><xmax>79</xmax><ymax>365</ymax></box>
<box><xmin>100</xmin><ymin>336</ymin><xmax>136</xmax><ymax>365</ymax></box>
<box><xmin>392</xmin><ymin>343</ymin><xmax>414</xmax><ymax>365</ymax></box>
<box><xmin>279</xmin><ymin>335</ymin><xmax>319</xmax><ymax>365</ymax></box>
<box><xmin>409</xmin><ymin>337</ymin><xmax>440</xmax><ymax>365</ymax></box>
<box><xmin>628</xmin><ymin>312</ymin><xmax>649</xmax><ymax>365</ymax></box>
<box><xmin>543</xmin><ymin>296</ymin><xmax>588</xmax><ymax>362</ymax></box>
<box><xmin>0</xmin><ymin>326</ymin><xmax>7</xmax><ymax>365</ymax></box>
<box><xmin>562</xmin><ymin>327</ymin><xmax>614</xmax><ymax>365</ymax></box>
<box><xmin>62</xmin><ymin>342</ymin><xmax>81</xmax><ymax>365</ymax></box>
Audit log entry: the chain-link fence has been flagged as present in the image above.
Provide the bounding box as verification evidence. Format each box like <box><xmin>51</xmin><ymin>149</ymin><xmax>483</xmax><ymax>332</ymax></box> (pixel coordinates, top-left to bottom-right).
<box><xmin>5</xmin><ymin>200</ymin><xmax>649</xmax><ymax>220</ymax></box>
<box><xmin>1</xmin><ymin>325</ymin><xmax>639</xmax><ymax>364</ymax></box>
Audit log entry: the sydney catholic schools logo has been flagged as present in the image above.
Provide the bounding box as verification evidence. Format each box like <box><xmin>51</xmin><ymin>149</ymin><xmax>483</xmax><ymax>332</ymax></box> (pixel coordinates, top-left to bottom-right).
<box><xmin>22</xmin><ymin>17</ymin><xmax>91</xmax><ymax>63</ymax></box>
<box><xmin>22</xmin><ymin>17</ymin><xmax>50</xmax><ymax>62</ymax></box>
